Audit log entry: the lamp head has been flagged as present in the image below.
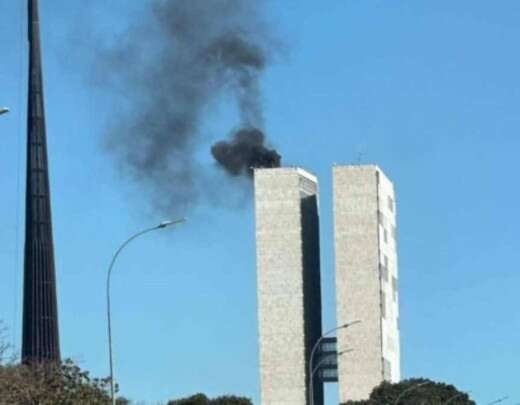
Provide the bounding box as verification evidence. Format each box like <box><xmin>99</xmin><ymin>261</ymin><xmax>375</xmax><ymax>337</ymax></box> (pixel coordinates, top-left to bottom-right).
<box><xmin>341</xmin><ymin>320</ymin><xmax>362</xmax><ymax>329</ymax></box>
<box><xmin>158</xmin><ymin>218</ymin><xmax>186</xmax><ymax>229</ymax></box>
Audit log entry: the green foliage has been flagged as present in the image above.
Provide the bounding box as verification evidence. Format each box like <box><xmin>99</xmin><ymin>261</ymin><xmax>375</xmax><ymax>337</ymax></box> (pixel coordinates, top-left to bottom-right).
<box><xmin>210</xmin><ymin>396</ymin><xmax>252</xmax><ymax>405</ymax></box>
<box><xmin>341</xmin><ymin>378</ymin><xmax>475</xmax><ymax>405</ymax></box>
<box><xmin>0</xmin><ymin>322</ymin><xmax>132</xmax><ymax>404</ymax></box>
<box><xmin>167</xmin><ymin>393</ymin><xmax>252</xmax><ymax>405</ymax></box>
<box><xmin>0</xmin><ymin>359</ymin><xmax>113</xmax><ymax>404</ymax></box>
<box><xmin>168</xmin><ymin>394</ymin><xmax>209</xmax><ymax>405</ymax></box>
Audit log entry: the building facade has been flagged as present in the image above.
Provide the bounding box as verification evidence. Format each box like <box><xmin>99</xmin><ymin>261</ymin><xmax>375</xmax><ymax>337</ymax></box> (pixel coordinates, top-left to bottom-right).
<box><xmin>254</xmin><ymin>167</ymin><xmax>323</xmax><ymax>405</ymax></box>
<box><xmin>333</xmin><ymin>165</ymin><xmax>400</xmax><ymax>402</ymax></box>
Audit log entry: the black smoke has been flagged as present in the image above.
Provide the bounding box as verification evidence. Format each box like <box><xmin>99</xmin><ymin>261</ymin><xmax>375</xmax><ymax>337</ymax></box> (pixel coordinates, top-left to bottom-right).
<box><xmin>95</xmin><ymin>0</ymin><xmax>281</xmax><ymax>214</ymax></box>
<box><xmin>212</xmin><ymin>128</ymin><xmax>281</xmax><ymax>176</ymax></box>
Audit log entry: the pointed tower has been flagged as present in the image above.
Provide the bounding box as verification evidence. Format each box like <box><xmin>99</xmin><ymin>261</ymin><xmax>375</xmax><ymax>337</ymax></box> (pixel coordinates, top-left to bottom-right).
<box><xmin>22</xmin><ymin>0</ymin><xmax>61</xmax><ymax>363</ymax></box>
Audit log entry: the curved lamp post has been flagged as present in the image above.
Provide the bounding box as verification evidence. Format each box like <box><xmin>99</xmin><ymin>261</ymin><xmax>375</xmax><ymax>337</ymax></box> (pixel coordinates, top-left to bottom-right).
<box><xmin>308</xmin><ymin>320</ymin><xmax>361</xmax><ymax>405</ymax></box>
<box><xmin>393</xmin><ymin>381</ymin><xmax>429</xmax><ymax>405</ymax></box>
<box><xmin>106</xmin><ymin>219</ymin><xmax>186</xmax><ymax>405</ymax></box>
<box><xmin>444</xmin><ymin>391</ymin><xmax>471</xmax><ymax>405</ymax></box>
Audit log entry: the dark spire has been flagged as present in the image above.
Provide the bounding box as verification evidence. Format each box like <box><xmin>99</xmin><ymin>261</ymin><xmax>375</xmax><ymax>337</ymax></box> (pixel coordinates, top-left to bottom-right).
<box><xmin>22</xmin><ymin>0</ymin><xmax>61</xmax><ymax>363</ymax></box>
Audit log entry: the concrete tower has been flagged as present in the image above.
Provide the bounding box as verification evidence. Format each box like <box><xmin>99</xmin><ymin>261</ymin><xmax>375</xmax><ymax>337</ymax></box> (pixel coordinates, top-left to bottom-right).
<box><xmin>254</xmin><ymin>167</ymin><xmax>323</xmax><ymax>405</ymax></box>
<box><xmin>22</xmin><ymin>0</ymin><xmax>61</xmax><ymax>363</ymax></box>
<box><xmin>333</xmin><ymin>165</ymin><xmax>400</xmax><ymax>401</ymax></box>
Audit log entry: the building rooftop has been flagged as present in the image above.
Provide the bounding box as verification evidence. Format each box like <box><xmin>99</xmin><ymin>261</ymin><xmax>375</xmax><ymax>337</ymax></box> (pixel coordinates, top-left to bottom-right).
<box><xmin>253</xmin><ymin>166</ymin><xmax>318</xmax><ymax>184</ymax></box>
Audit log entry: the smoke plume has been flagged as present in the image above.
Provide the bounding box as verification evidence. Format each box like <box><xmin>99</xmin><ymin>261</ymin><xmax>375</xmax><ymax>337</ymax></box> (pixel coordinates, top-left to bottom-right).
<box><xmin>212</xmin><ymin>128</ymin><xmax>281</xmax><ymax>176</ymax></box>
<box><xmin>96</xmin><ymin>0</ymin><xmax>281</xmax><ymax>213</ymax></box>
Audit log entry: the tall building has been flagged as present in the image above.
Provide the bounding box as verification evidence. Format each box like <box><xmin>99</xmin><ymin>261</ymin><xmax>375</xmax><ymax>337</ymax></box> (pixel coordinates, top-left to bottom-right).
<box><xmin>22</xmin><ymin>0</ymin><xmax>61</xmax><ymax>363</ymax></box>
<box><xmin>333</xmin><ymin>165</ymin><xmax>400</xmax><ymax>402</ymax></box>
<box><xmin>254</xmin><ymin>167</ymin><xmax>323</xmax><ymax>405</ymax></box>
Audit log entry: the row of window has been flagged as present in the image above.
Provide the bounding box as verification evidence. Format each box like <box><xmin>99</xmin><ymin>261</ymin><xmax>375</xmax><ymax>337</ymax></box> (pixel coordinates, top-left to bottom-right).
<box><xmin>387</xmin><ymin>196</ymin><xmax>394</xmax><ymax>213</ymax></box>
<box><xmin>380</xmin><ymin>264</ymin><xmax>389</xmax><ymax>282</ymax></box>
<box><xmin>383</xmin><ymin>358</ymin><xmax>392</xmax><ymax>381</ymax></box>
<box><xmin>378</xmin><ymin>197</ymin><xmax>395</xmax><ymax>220</ymax></box>
<box><xmin>380</xmin><ymin>280</ymin><xmax>398</xmax><ymax>320</ymax></box>
<box><xmin>320</xmin><ymin>339</ymin><xmax>337</xmax><ymax>354</ymax></box>
<box><xmin>379</xmin><ymin>196</ymin><xmax>398</xmax><ymax>327</ymax></box>
<box><xmin>380</xmin><ymin>255</ymin><xmax>397</xmax><ymax>284</ymax></box>
<box><xmin>378</xmin><ymin>211</ymin><xmax>397</xmax><ymax>245</ymax></box>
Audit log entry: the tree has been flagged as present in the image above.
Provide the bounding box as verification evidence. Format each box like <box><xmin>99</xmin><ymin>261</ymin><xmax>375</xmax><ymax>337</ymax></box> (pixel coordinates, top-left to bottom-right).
<box><xmin>211</xmin><ymin>396</ymin><xmax>252</xmax><ymax>405</ymax></box>
<box><xmin>0</xmin><ymin>321</ymin><xmax>128</xmax><ymax>405</ymax></box>
<box><xmin>168</xmin><ymin>394</ymin><xmax>209</xmax><ymax>405</ymax></box>
<box><xmin>0</xmin><ymin>321</ymin><xmax>13</xmax><ymax>365</ymax></box>
<box><xmin>167</xmin><ymin>393</ymin><xmax>252</xmax><ymax>405</ymax></box>
<box><xmin>0</xmin><ymin>359</ymin><xmax>115</xmax><ymax>404</ymax></box>
<box><xmin>341</xmin><ymin>378</ymin><xmax>475</xmax><ymax>405</ymax></box>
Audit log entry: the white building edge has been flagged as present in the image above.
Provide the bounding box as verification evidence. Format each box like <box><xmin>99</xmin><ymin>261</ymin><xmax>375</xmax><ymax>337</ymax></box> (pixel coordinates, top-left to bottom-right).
<box><xmin>333</xmin><ymin>164</ymin><xmax>400</xmax><ymax>402</ymax></box>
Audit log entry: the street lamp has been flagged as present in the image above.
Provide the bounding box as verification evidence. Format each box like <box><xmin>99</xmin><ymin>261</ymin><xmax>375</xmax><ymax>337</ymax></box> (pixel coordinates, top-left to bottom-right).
<box><xmin>393</xmin><ymin>381</ymin><xmax>429</xmax><ymax>405</ymax></box>
<box><xmin>0</xmin><ymin>107</ymin><xmax>9</xmax><ymax>115</ymax></box>
<box><xmin>444</xmin><ymin>391</ymin><xmax>471</xmax><ymax>405</ymax></box>
<box><xmin>487</xmin><ymin>397</ymin><xmax>509</xmax><ymax>405</ymax></box>
<box><xmin>311</xmin><ymin>349</ymin><xmax>353</xmax><ymax>379</ymax></box>
<box><xmin>106</xmin><ymin>219</ymin><xmax>186</xmax><ymax>405</ymax></box>
<box><xmin>308</xmin><ymin>320</ymin><xmax>361</xmax><ymax>405</ymax></box>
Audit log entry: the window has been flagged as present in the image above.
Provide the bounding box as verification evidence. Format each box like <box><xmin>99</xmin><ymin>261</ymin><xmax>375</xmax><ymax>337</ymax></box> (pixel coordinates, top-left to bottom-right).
<box><xmin>383</xmin><ymin>228</ymin><xmax>388</xmax><ymax>244</ymax></box>
<box><xmin>383</xmin><ymin>358</ymin><xmax>392</xmax><ymax>381</ymax></box>
<box><xmin>384</xmin><ymin>255</ymin><xmax>389</xmax><ymax>269</ymax></box>
<box><xmin>392</xmin><ymin>277</ymin><xmax>398</xmax><ymax>301</ymax></box>
<box><xmin>378</xmin><ymin>210</ymin><xmax>386</xmax><ymax>227</ymax></box>
<box><xmin>320</xmin><ymin>368</ymin><xmax>338</xmax><ymax>382</ymax></box>
<box><xmin>320</xmin><ymin>338</ymin><xmax>337</xmax><ymax>354</ymax></box>
<box><xmin>381</xmin><ymin>290</ymin><xmax>386</xmax><ymax>319</ymax></box>
<box><xmin>380</xmin><ymin>264</ymin><xmax>389</xmax><ymax>281</ymax></box>
<box><xmin>388</xmin><ymin>196</ymin><xmax>394</xmax><ymax>212</ymax></box>
<box><xmin>387</xmin><ymin>336</ymin><xmax>396</xmax><ymax>352</ymax></box>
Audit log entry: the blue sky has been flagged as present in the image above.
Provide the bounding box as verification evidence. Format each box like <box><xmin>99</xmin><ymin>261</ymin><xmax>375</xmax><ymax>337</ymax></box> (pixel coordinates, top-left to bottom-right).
<box><xmin>1</xmin><ymin>1</ymin><xmax>520</xmax><ymax>403</ymax></box>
